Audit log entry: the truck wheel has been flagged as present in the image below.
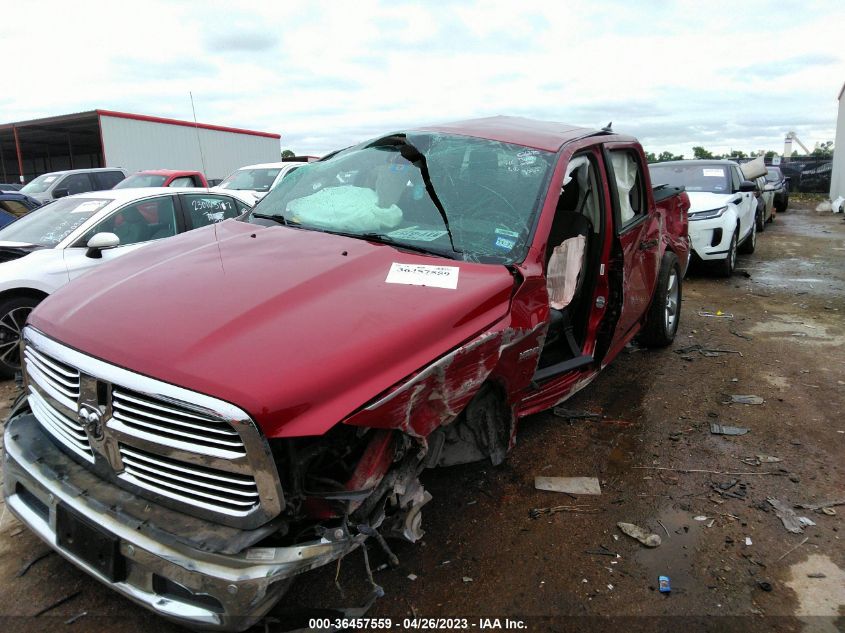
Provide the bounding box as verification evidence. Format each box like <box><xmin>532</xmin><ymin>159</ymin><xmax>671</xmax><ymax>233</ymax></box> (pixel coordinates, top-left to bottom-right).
<box><xmin>640</xmin><ymin>251</ymin><xmax>682</xmax><ymax>348</ymax></box>
<box><xmin>0</xmin><ymin>295</ymin><xmax>41</xmax><ymax>377</ymax></box>
<box><xmin>739</xmin><ymin>217</ymin><xmax>756</xmax><ymax>254</ymax></box>
<box><xmin>714</xmin><ymin>230</ymin><xmax>738</xmax><ymax>277</ymax></box>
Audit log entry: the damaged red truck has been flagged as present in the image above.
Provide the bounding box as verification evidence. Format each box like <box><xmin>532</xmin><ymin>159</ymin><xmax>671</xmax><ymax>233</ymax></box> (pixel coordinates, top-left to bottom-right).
<box><xmin>5</xmin><ymin>117</ymin><xmax>689</xmax><ymax>629</ymax></box>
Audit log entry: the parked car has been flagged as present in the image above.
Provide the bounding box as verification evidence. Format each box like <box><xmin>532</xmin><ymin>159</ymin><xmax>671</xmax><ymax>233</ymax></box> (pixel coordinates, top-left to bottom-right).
<box><xmin>0</xmin><ymin>209</ymin><xmax>17</xmax><ymax>229</ymax></box>
<box><xmin>213</xmin><ymin>161</ymin><xmax>307</xmax><ymax>199</ymax></box>
<box><xmin>0</xmin><ymin>187</ymin><xmax>253</xmax><ymax>375</ymax></box>
<box><xmin>754</xmin><ymin>175</ymin><xmax>775</xmax><ymax>229</ymax></box>
<box><xmin>765</xmin><ymin>166</ymin><xmax>790</xmax><ymax>213</ymax></box>
<box><xmin>649</xmin><ymin>159</ymin><xmax>756</xmax><ymax>276</ymax></box>
<box><xmin>0</xmin><ymin>183</ymin><xmax>22</xmax><ymax>191</ymax></box>
<box><xmin>0</xmin><ymin>190</ymin><xmax>42</xmax><ymax>218</ymax></box>
<box><xmin>113</xmin><ymin>169</ymin><xmax>209</xmax><ymax>189</ymax></box>
<box><xmin>7</xmin><ymin>117</ymin><xmax>690</xmax><ymax>630</ymax></box>
<box><xmin>19</xmin><ymin>168</ymin><xmax>129</xmax><ymax>204</ymax></box>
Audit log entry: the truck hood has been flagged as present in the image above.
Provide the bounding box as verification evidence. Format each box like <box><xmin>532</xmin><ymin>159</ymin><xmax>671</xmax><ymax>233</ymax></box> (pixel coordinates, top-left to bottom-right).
<box><xmin>30</xmin><ymin>220</ymin><xmax>515</xmax><ymax>437</ymax></box>
<box><xmin>685</xmin><ymin>191</ymin><xmax>735</xmax><ymax>212</ymax></box>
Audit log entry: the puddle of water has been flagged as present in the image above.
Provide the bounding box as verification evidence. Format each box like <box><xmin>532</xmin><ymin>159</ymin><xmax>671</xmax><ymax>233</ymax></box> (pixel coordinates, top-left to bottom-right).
<box><xmin>747</xmin><ymin>319</ymin><xmax>845</xmax><ymax>347</ymax></box>
<box><xmin>784</xmin><ymin>553</ymin><xmax>845</xmax><ymax>633</ymax></box>
<box><xmin>635</xmin><ymin>507</ymin><xmax>701</xmax><ymax>595</ymax></box>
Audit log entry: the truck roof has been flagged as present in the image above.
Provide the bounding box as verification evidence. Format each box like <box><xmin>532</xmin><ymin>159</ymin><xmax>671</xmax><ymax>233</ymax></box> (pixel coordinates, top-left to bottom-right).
<box><xmin>417</xmin><ymin>116</ymin><xmax>630</xmax><ymax>152</ymax></box>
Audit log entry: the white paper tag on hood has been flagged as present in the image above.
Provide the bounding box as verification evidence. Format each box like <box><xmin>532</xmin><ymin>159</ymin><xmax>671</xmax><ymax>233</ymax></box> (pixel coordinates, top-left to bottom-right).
<box><xmin>385</xmin><ymin>262</ymin><xmax>459</xmax><ymax>289</ymax></box>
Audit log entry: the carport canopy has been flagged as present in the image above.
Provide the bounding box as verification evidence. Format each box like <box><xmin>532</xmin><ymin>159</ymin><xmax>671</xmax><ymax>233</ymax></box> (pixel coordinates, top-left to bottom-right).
<box><xmin>0</xmin><ymin>111</ymin><xmax>103</xmax><ymax>184</ymax></box>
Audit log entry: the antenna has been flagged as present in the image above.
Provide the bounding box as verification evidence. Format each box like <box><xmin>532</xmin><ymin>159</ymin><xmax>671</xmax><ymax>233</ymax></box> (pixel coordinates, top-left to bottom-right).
<box><xmin>190</xmin><ymin>91</ymin><xmax>210</xmax><ymax>190</ymax></box>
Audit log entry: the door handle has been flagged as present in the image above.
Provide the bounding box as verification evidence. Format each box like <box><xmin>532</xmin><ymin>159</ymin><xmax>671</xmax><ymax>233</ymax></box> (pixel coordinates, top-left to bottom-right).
<box><xmin>638</xmin><ymin>238</ymin><xmax>658</xmax><ymax>251</ymax></box>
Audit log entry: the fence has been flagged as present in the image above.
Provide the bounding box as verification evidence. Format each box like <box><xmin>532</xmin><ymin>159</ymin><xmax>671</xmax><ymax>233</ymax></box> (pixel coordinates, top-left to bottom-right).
<box><xmin>769</xmin><ymin>155</ymin><xmax>833</xmax><ymax>194</ymax></box>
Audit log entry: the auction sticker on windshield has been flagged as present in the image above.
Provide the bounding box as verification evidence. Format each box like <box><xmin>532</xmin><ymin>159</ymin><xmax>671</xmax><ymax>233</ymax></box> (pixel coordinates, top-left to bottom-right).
<box><xmin>385</xmin><ymin>262</ymin><xmax>459</xmax><ymax>289</ymax></box>
<box><xmin>387</xmin><ymin>226</ymin><xmax>448</xmax><ymax>242</ymax></box>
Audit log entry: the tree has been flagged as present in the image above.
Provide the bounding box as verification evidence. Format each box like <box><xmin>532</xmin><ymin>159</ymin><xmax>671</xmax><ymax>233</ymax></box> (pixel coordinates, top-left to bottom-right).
<box><xmin>811</xmin><ymin>141</ymin><xmax>833</xmax><ymax>158</ymax></box>
<box><xmin>644</xmin><ymin>151</ymin><xmax>657</xmax><ymax>163</ymax></box>
<box><xmin>728</xmin><ymin>149</ymin><xmax>747</xmax><ymax>159</ymax></box>
<box><xmin>764</xmin><ymin>150</ymin><xmax>777</xmax><ymax>161</ymax></box>
<box><xmin>656</xmin><ymin>151</ymin><xmax>684</xmax><ymax>162</ymax></box>
<box><xmin>281</xmin><ymin>149</ymin><xmax>296</xmax><ymax>159</ymax></box>
<box><xmin>692</xmin><ymin>146</ymin><xmax>715</xmax><ymax>159</ymax></box>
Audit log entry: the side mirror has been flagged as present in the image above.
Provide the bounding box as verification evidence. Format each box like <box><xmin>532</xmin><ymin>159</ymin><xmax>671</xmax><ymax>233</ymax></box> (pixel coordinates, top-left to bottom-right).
<box><xmin>53</xmin><ymin>188</ymin><xmax>70</xmax><ymax>199</ymax></box>
<box><xmin>85</xmin><ymin>232</ymin><xmax>120</xmax><ymax>259</ymax></box>
<box><xmin>738</xmin><ymin>180</ymin><xmax>756</xmax><ymax>193</ymax></box>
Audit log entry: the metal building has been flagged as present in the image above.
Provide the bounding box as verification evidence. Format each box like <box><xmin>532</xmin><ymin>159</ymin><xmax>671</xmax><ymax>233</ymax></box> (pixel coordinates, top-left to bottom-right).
<box><xmin>831</xmin><ymin>82</ymin><xmax>845</xmax><ymax>201</ymax></box>
<box><xmin>0</xmin><ymin>110</ymin><xmax>281</xmax><ymax>184</ymax></box>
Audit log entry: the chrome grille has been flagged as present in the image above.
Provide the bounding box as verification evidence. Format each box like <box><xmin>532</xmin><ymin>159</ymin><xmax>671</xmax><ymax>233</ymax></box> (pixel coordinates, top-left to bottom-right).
<box><xmin>21</xmin><ymin>326</ymin><xmax>284</xmax><ymax>529</ymax></box>
<box><xmin>111</xmin><ymin>387</ymin><xmax>246</xmax><ymax>458</ymax></box>
<box><xmin>119</xmin><ymin>445</ymin><xmax>260</xmax><ymax>514</ymax></box>
<box><xmin>23</xmin><ymin>345</ymin><xmax>80</xmax><ymax>404</ymax></box>
<box><xmin>28</xmin><ymin>386</ymin><xmax>94</xmax><ymax>462</ymax></box>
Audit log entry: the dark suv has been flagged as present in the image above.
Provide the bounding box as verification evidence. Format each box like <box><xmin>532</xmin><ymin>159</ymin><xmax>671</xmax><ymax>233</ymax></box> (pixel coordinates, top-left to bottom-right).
<box><xmin>19</xmin><ymin>168</ymin><xmax>128</xmax><ymax>204</ymax></box>
<box><xmin>765</xmin><ymin>167</ymin><xmax>789</xmax><ymax>212</ymax></box>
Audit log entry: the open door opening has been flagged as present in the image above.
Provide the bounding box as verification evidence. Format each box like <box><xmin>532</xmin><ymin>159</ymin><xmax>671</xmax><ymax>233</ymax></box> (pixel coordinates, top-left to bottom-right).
<box><xmin>535</xmin><ymin>155</ymin><xmax>606</xmax><ymax>381</ymax></box>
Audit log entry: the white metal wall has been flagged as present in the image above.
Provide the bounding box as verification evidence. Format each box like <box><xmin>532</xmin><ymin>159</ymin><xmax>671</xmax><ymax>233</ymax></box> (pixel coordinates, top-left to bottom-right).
<box><xmin>99</xmin><ymin>115</ymin><xmax>280</xmax><ymax>180</ymax></box>
<box><xmin>831</xmin><ymin>90</ymin><xmax>845</xmax><ymax>201</ymax></box>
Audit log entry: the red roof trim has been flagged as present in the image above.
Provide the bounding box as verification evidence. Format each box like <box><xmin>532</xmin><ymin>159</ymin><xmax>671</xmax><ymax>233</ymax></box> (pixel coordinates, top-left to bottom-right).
<box><xmin>96</xmin><ymin>109</ymin><xmax>280</xmax><ymax>139</ymax></box>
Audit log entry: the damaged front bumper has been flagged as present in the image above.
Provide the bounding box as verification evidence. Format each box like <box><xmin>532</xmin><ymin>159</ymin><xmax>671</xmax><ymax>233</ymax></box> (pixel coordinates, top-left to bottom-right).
<box><xmin>3</xmin><ymin>413</ymin><xmax>364</xmax><ymax>631</ymax></box>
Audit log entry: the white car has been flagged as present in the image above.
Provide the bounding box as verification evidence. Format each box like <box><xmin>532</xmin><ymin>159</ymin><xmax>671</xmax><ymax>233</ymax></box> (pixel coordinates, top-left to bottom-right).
<box><xmin>649</xmin><ymin>160</ymin><xmax>757</xmax><ymax>276</ymax></box>
<box><xmin>212</xmin><ymin>161</ymin><xmax>308</xmax><ymax>200</ymax></box>
<box><xmin>0</xmin><ymin>187</ymin><xmax>254</xmax><ymax>375</ymax></box>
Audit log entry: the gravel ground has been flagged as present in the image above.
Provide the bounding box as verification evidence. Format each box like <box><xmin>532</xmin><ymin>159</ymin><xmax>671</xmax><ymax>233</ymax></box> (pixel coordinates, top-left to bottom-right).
<box><xmin>0</xmin><ymin>202</ymin><xmax>843</xmax><ymax>632</ymax></box>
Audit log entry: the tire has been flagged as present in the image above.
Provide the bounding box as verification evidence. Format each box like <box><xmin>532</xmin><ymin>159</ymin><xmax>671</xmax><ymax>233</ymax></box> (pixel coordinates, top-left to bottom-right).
<box><xmin>755</xmin><ymin>200</ymin><xmax>766</xmax><ymax>232</ymax></box>
<box><xmin>0</xmin><ymin>295</ymin><xmax>41</xmax><ymax>378</ymax></box>
<box><xmin>739</xmin><ymin>216</ymin><xmax>756</xmax><ymax>254</ymax></box>
<box><xmin>714</xmin><ymin>230</ymin><xmax>738</xmax><ymax>277</ymax></box>
<box><xmin>640</xmin><ymin>251</ymin><xmax>682</xmax><ymax>348</ymax></box>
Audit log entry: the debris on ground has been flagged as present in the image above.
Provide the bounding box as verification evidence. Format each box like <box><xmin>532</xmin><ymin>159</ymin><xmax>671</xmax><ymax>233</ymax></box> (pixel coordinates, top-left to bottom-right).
<box><xmin>729</xmin><ymin>329</ymin><xmax>753</xmax><ymax>340</ymax></box>
<box><xmin>33</xmin><ymin>591</ymin><xmax>82</xmax><ymax>617</ymax></box>
<box><xmin>462</xmin><ymin>577</ymin><xmax>473</xmax><ymax>583</ymax></box>
<box><xmin>775</xmin><ymin>537</ymin><xmax>809</xmax><ymax>562</ymax></box>
<box><xmin>552</xmin><ymin>407</ymin><xmax>602</xmax><ymax>421</ymax></box>
<box><xmin>767</xmin><ymin>498</ymin><xmax>815</xmax><ymax>534</ymax></box>
<box><xmin>797</xmin><ymin>499</ymin><xmax>845</xmax><ymax>512</ymax></box>
<box><xmin>757</xmin><ymin>581</ymin><xmax>773</xmax><ymax>592</ymax></box>
<box><xmin>658</xmin><ymin>575</ymin><xmax>671</xmax><ymax>593</ymax></box>
<box><xmin>807</xmin><ymin>573</ymin><xmax>827</xmax><ymax>579</ymax></box>
<box><xmin>698</xmin><ymin>310</ymin><xmax>734</xmax><ymax>318</ymax></box>
<box><xmin>64</xmin><ymin>612</ymin><xmax>87</xmax><ymax>625</ymax></box>
<box><xmin>710</xmin><ymin>422</ymin><xmax>749</xmax><ymax>436</ymax></box>
<box><xmin>529</xmin><ymin>505</ymin><xmax>602</xmax><ymax>518</ymax></box>
<box><xmin>534</xmin><ymin>476</ymin><xmax>601</xmax><ymax>495</ymax></box>
<box><xmin>15</xmin><ymin>550</ymin><xmax>54</xmax><ymax>578</ymax></box>
<box><xmin>755</xmin><ymin>455</ymin><xmax>782</xmax><ymax>463</ymax></box>
<box><xmin>617</xmin><ymin>522</ymin><xmax>661</xmax><ymax>547</ymax></box>
<box><xmin>407</xmin><ymin>574</ymin><xmax>418</xmax><ymax>581</ymax></box>
<box><xmin>726</xmin><ymin>395</ymin><xmax>764</xmax><ymax>405</ymax></box>
<box><xmin>584</xmin><ymin>545</ymin><xmax>619</xmax><ymax>557</ymax></box>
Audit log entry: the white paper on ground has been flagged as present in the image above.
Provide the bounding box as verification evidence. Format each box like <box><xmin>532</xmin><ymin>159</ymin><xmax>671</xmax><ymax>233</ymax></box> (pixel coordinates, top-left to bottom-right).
<box><xmin>534</xmin><ymin>476</ymin><xmax>602</xmax><ymax>495</ymax></box>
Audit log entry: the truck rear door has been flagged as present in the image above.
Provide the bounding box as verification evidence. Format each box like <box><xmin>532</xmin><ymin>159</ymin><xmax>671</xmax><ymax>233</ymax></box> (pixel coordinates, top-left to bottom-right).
<box><xmin>603</xmin><ymin>143</ymin><xmax>661</xmax><ymax>347</ymax></box>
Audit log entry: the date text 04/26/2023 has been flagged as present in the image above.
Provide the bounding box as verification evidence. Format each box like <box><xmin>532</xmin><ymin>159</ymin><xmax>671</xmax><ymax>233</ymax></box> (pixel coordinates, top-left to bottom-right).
<box><xmin>305</xmin><ymin>618</ymin><xmax>528</xmax><ymax>630</ymax></box>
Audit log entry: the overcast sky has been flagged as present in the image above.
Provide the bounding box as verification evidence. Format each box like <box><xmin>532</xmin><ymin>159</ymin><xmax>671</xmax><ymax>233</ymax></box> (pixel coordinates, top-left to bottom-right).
<box><xmin>3</xmin><ymin>0</ymin><xmax>843</xmax><ymax>157</ymax></box>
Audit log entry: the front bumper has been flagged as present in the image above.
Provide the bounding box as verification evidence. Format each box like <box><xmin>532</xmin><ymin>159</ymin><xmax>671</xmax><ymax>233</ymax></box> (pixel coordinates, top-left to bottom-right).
<box><xmin>3</xmin><ymin>413</ymin><xmax>362</xmax><ymax>631</ymax></box>
<box><xmin>688</xmin><ymin>214</ymin><xmax>734</xmax><ymax>261</ymax></box>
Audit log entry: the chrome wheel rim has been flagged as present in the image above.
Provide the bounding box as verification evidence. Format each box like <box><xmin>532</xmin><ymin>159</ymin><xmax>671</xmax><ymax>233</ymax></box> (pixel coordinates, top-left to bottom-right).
<box><xmin>665</xmin><ymin>270</ymin><xmax>679</xmax><ymax>332</ymax></box>
<box><xmin>0</xmin><ymin>306</ymin><xmax>32</xmax><ymax>369</ymax></box>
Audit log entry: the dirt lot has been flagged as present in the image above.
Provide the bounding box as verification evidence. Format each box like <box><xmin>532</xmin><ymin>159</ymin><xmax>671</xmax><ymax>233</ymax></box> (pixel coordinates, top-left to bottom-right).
<box><xmin>0</xmin><ymin>202</ymin><xmax>843</xmax><ymax>632</ymax></box>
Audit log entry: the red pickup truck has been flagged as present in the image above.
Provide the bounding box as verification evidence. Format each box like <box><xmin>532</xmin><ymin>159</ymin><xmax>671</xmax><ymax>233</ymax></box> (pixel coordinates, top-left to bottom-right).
<box><xmin>113</xmin><ymin>169</ymin><xmax>209</xmax><ymax>189</ymax></box>
<box><xmin>7</xmin><ymin>117</ymin><xmax>689</xmax><ymax>630</ymax></box>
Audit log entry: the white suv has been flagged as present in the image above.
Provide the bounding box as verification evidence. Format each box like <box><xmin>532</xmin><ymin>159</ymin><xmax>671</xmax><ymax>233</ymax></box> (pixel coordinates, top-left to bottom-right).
<box><xmin>649</xmin><ymin>160</ymin><xmax>757</xmax><ymax>276</ymax></box>
<box><xmin>213</xmin><ymin>161</ymin><xmax>307</xmax><ymax>200</ymax></box>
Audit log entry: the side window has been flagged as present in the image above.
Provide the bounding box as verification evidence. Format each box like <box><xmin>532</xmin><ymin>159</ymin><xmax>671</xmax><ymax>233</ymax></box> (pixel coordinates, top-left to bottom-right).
<box><xmin>79</xmin><ymin>197</ymin><xmax>178</xmax><ymax>246</ymax></box>
<box><xmin>0</xmin><ymin>200</ymin><xmax>32</xmax><ymax>216</ymax></box>
<box><xmin>182</xmin><ymin>194</ymin><xmax>240</xmax><ymax>228</ymax></box>
<box><xmin>731</xmin><ymin>167</ymin><xmax>742</xmax><ymax>192</ymax></box>
<box><xmin>608</xmin><ymin>150</ymin><xmax>645</xmax><ymax>227</ymax></box>
<box><xmin>93</xmin><ymin>171</ymin><xmax>126</xmax><ymax>190</ymax></box>
<box><xmin>169</xmin><ymin>177</ymin><xmax>194</xmax><ymax>188</ymax></box>
<box><xmin>59</xmin><ymin>173</ymin><xmax>94</xmax><ymax>195</ymax></box>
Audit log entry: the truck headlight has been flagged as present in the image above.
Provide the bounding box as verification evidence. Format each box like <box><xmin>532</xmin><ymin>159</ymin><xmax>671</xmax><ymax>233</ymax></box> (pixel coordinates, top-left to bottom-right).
<box><xmin>689</xmin><ymin>206</ymin><xmax>728</xmax><ymax>221</ymax></box>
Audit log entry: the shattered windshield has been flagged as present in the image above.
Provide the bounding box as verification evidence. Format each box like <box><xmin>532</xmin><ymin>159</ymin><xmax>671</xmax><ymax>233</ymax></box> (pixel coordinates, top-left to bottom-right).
<box><xmin>247</xmin><ymin>132</ymin><xmax>555</xmax><ymax>263</ymax></box>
